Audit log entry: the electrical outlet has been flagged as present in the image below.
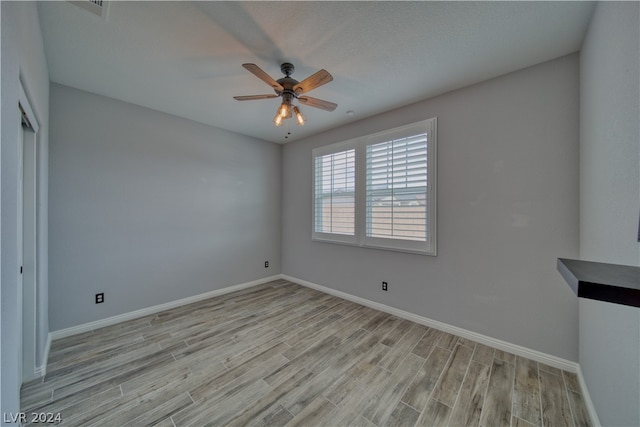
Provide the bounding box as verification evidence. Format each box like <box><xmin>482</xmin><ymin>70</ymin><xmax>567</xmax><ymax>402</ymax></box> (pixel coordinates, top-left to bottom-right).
<box><xmin>264</xmin><ymin>261</ymin><xmax>269</xmax><ymax>268</ymax></box>
<box><xmin>95</xmin><ymin>293</ymin><xmax>104</xmax><ymax>304</ymax></box>
<box><xmin>382</xmin><ymin>281</ymin><xmax>388</xmax><ymax>291</ymax></box>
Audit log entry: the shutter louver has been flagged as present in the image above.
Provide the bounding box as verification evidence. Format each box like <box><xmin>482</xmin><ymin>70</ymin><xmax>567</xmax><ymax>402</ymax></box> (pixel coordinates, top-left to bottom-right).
<box><xmin>314</xmin><ymin>149</ymin><xmax>356</xmax><ymax>235</ymax></box>
<box><xmin>365</xmin><ymin>134</ymin><xmax>428</xmax><ymax>242</ymax></box>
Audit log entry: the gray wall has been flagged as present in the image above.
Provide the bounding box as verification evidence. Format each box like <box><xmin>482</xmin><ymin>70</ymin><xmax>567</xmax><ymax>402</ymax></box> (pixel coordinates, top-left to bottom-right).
<box><xmin>282</xmin><ymin>55</ymin><xmax>580</xmax><ymax>360</ymax></box>
<box><xmin>580</xmin><ymin>2</ymin><xmax>640</xmax><ymax>266</ymax></box>
<box><xmin>579</xmin><ymin>2</ymin><xmax>640</xmax><ymax>425</ymax></box>
<box><xmin>48</xmin><ymin>84</ymin><xmax>281</xmax><ymax>331</ymax></box>
<box><xmin>1</xmin><ymin>1</ymin><xmax>50</xmax><ymax>419</ymax></box>
<box><xmin>579</xmin><ymin>299</ymin><xmax>639</xmax><ymax>426</ymax></box>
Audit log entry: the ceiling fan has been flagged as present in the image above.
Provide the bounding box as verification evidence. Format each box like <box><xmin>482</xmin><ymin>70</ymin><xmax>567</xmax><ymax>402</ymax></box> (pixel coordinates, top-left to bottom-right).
<box><xmin>233</xmin><ymin>62</ymin><xmax>337</xmax><ymax>127</ymax></box>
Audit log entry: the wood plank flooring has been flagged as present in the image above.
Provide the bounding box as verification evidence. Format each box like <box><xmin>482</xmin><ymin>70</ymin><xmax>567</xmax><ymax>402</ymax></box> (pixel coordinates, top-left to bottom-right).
<box><xmin>21</xmin><ymin>280</ymin><xmax>592</xmax><ymax>426</ymax></box>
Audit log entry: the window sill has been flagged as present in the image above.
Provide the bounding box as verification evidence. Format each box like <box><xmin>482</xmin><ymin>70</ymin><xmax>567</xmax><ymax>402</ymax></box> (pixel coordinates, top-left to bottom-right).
<box><xmin>312</xmin><ymin>236</ymin><xmax>436</xmax><ymax>256</ymax></box>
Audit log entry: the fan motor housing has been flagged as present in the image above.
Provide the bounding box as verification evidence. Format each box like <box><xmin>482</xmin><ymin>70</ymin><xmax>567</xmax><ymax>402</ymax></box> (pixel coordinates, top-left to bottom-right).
<box><xmin>276</xmin><ymin>63</ymin><xmax>298</xmax><ymax>95</ymax></box>
<box><xmin>275</xmin><ymin>76</ymin><xmax>298</xmax><ymax>96</ymax></box>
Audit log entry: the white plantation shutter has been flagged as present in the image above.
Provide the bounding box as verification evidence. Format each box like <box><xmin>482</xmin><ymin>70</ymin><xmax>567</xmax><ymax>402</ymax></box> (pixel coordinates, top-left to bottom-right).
<box><xmin>365</xmin><ymin>134</ymin><xmax>428</xmax><ymax>241</ymax></box>
<box><xmin>312</xmin><ymin>144</ymin><xmax>357</xmax><ymax>243</ymax></box>
<box><xmin>312</xmin><ymin>118</ymin><xmax>436</xmax><ymax>255</ymax></box>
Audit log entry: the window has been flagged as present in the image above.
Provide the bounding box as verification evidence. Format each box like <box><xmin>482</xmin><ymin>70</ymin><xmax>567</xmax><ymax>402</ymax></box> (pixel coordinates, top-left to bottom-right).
<box><xmin>313</xmin><ymin>146</ymin><xmax>356</xmax><ymax>243</ymax></box>
<box><xmin>312</xmin><ymin>118</ymin><xmax>437</xmax><ymax>255</ymax></box>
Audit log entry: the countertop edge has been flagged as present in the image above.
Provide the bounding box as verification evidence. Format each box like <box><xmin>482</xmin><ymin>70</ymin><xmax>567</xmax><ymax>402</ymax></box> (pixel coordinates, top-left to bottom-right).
<box><xmin>557</xmin><ymin>258</ymin><xmax>640</xmax><ymax>308</ymax></box>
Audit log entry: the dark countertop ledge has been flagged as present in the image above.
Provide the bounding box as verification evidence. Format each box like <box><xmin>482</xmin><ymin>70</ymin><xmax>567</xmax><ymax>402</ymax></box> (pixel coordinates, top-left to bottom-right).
<box><xmin>557</xmin><ymin>258</ymin><xmax>640</xmax><ymax>308</ymax></box>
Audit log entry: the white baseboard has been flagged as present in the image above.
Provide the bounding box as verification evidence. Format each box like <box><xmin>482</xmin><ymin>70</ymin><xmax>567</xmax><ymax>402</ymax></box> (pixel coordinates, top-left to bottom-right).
<box><xmin>282</xmin><ymin>274</ymin><xmax>579</xmax><ymax>373</ymax></box>
<box><xmin>51</xmin><ymin>275</ymin><xmax>282</xmax><ymax>340</ymax></box>
<box><xmin>576</xmin><ymin>364</ymin><xmax>601</xmax><ymax>427</ymax></box>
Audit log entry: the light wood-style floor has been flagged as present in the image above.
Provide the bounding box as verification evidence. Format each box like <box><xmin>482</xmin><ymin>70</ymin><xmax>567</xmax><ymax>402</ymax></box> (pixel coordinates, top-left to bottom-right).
<box><xmin>21</xmin><ymin>279</ymin><xmax>592</xmax><ymax>426</ymax></box>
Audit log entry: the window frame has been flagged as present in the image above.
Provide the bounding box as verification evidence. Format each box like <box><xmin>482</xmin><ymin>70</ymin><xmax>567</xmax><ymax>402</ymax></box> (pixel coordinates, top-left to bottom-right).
<box><xmin>311</xmin><ymin>139</ymin><xmax>358</xmax><ymax>245</ymax></box>
<box><xmin>311</xmin><ymin>118</ymin><xmax>437</xmax><ymax>256</ymax></box>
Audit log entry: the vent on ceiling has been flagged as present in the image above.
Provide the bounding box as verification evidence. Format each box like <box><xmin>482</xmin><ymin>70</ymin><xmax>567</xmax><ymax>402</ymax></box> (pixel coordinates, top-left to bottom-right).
<box><xmin>68</xmin><ymin>0</ymin><xmax>109</xmax><ymax>19</ymax></box>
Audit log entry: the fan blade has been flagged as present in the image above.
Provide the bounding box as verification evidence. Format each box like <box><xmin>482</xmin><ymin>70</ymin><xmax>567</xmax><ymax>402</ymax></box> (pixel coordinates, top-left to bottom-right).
<box><xmin>293</xmin><ymin>69</ymin><xmax>333</xmax><ymax>95</ymax></box>
<box><xmin>233</xmin><ymin>94</ymin><xmax>279</xmax><ymax>101</ymax></box>
<box><xmin>298</xmin><ymin>96</ymin><xmax>337</xmax><ymax>112</ymax></box>
<box><xmin>242</xmin><ymin>64</ymin><xmax>284</xmax><ymax>91</ymax></box>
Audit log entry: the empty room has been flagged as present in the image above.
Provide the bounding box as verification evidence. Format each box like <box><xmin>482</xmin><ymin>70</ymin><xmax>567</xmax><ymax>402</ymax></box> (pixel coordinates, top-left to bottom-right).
<box><xmin>1</xmin><ymin>1</ymin><xmax>638</xmax><ymax>426</ymax></box>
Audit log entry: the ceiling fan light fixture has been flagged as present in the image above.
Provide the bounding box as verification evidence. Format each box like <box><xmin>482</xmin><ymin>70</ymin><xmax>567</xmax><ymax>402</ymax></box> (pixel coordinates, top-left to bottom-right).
<box><xmin>277</xmin><ymin>102</ymin><xmax>292</xmax><ymax>119</ymax></box>
<box><xmin>293</xmin><ymin>106</ymin><xmax>305</xmax><ymax>126</ymax></box>
<box><xmin>234</xmin><ymin>62</ymin><xmax>336</xmax><ymax>127</ymax></box>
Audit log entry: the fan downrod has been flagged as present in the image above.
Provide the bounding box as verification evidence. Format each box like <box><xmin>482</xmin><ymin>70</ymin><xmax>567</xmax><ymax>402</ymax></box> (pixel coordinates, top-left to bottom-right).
<box><xmin>280</xmin><ymin>62</ymin><xmax>295</xmax><ymax>77</ymax></box>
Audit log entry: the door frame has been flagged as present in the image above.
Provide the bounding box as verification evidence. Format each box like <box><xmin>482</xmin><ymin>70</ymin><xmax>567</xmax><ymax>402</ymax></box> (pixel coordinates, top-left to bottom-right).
<box><xmin>18</xmin><ymin>81</ymin><xmax>40</xmax><ymax>383</ymax></box>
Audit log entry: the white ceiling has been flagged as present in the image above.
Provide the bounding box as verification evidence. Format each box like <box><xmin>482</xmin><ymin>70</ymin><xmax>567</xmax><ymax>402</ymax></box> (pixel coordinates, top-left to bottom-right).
<box><xmin>38</xmin><ymin>1</ymin><xmax>595</xmax><ymax>143</ymax></box>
